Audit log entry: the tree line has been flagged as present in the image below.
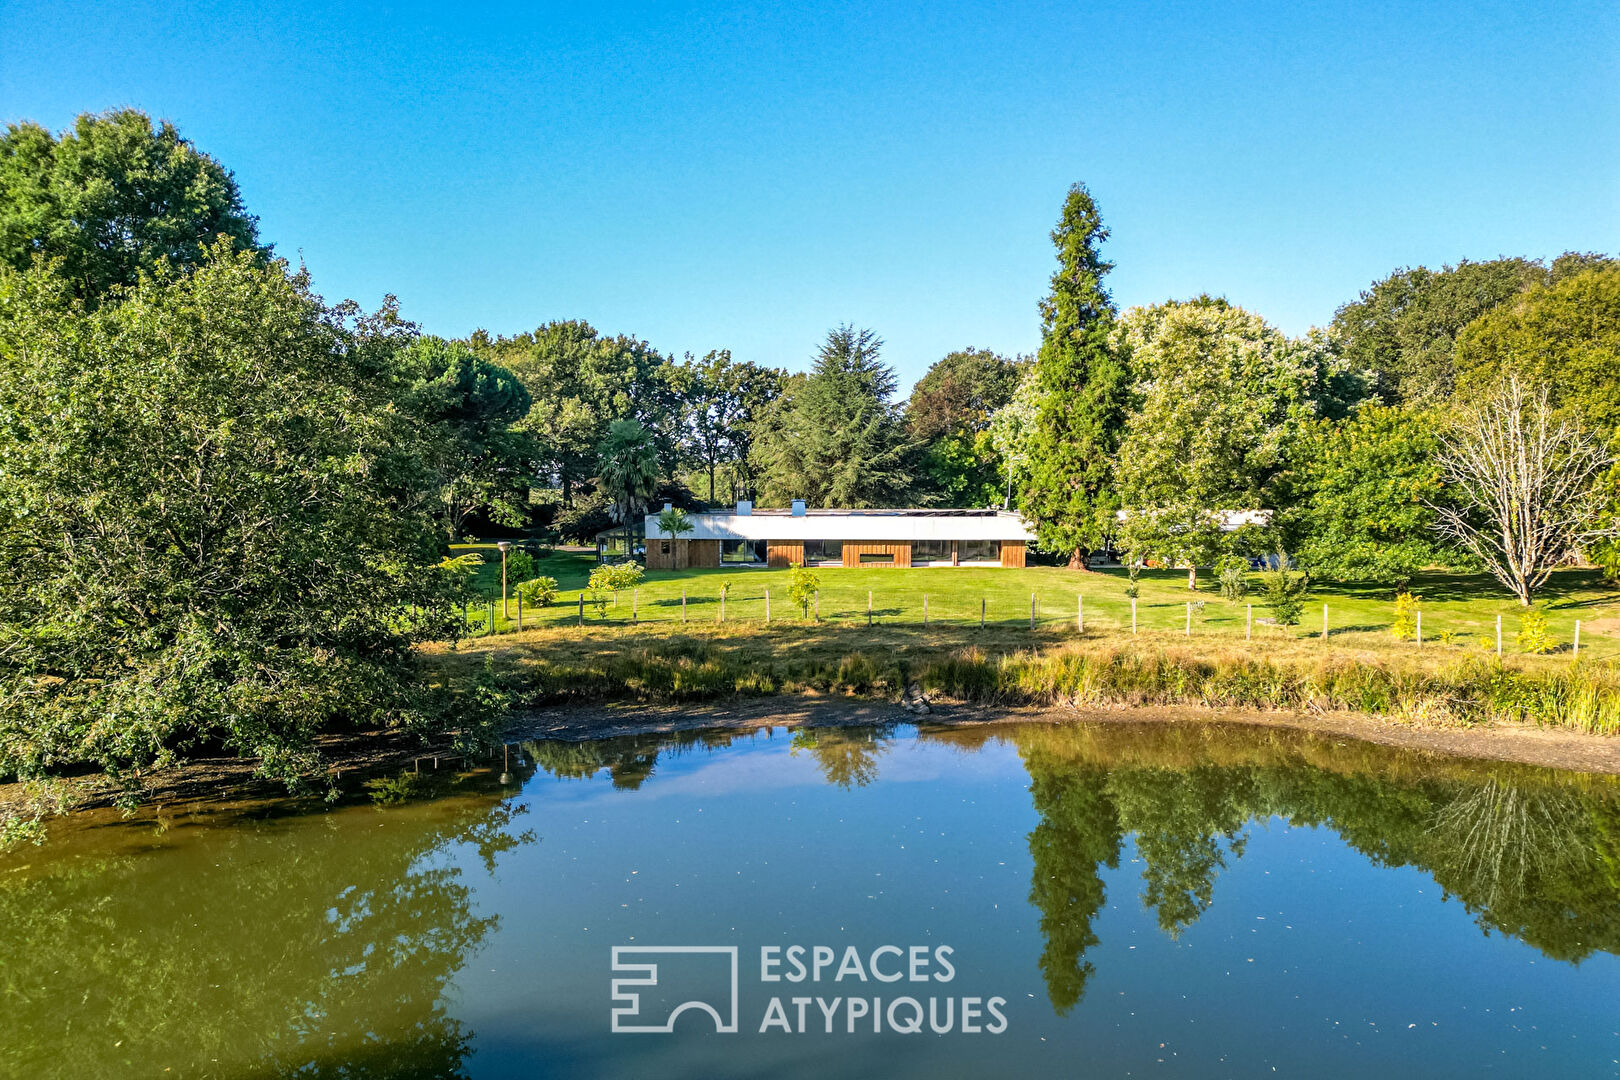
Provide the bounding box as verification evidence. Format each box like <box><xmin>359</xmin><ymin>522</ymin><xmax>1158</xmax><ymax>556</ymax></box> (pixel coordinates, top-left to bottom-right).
<box><xmin>1</xmin><ymin>109</ymin><xmax>1615</xmax><ymax>802</ymax></box>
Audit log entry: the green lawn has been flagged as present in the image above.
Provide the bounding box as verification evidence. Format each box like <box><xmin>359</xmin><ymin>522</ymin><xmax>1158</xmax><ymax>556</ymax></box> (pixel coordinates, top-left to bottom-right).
<box><xmin>453</xmin><ymin>551</ymin><xmax>1620</xmax><ymax>661</ymax></box>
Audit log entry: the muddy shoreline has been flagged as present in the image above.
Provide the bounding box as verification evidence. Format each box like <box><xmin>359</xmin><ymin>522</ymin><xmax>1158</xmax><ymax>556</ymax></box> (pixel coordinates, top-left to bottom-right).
<box><xmin>7</xmin><ymin>696</ymin><xmax>1619</xmax><ymax>817</ymax></box>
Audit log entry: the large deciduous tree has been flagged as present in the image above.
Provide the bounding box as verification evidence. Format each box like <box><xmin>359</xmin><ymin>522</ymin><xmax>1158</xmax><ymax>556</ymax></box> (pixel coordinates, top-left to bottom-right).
<box><xmin>751</xmin><ymin>326</ymin><xmax>914</xmax><ymax>507</ymax></box>
<box><xmin>1113</xmin><ymin>297</ymin><xmax>1362</xmax><ymax>585</ymax></box>
<box><xmin>1455</xmin><ymin>264</ymin><xmax>1620</xmax><ymax>440</ymax></box>
<box><xmin>0</xmin><ymin>110</ymin><xmax>263</xmax><ymax>303</ymax></box>
<box><xmin>471</xmin><ymin>320</ymin><xmax>678</xmax><ymax>504</ymax></box>
<box><xmin>1434</xmin><ymin>378</ymin><xmax>1615</xmax><ymax>605</ymax></box>
<box><xmin>0</xmin><ymin>244</ymin><xmax>463</xmax><ymax>792</ymax></box>
<box><xmin>1286</xmin><ymin>404</ymin><xmax>1465</xmax><ymax>586</ymax></box>
<box><xmin>1022</xmin><ymin>184</ymin><xmax>1128</xmax><ymax>568</ymax></box>
<box><xmin>908</xmin><ymin>347</ymin><xmax>1027</xmax><ymax>506</ymax></box>
<box><xmin>1331</xmin><ymin>254</ymin><xmax>1614</xmax><ymax>407</ymax></box>
<box><xmin>675</xmin><ymin>349</ymin><xmax>785</xmax><ymax>505</ymax></box>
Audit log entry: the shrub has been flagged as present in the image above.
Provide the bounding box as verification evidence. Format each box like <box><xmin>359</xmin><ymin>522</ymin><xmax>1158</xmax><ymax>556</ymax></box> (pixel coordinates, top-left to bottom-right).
<box><xmin>515</xmin><ymin>575</ymin><xmax>559</xmax><ymax>607</ymax></box>
<box><xmin>1517</xmin><ymin>606</ymin><xmax>1553</xmax><ymax>654</ymax></box>
<box><xmin>588</xmin><ymin>562</ymin><xmax>644</xmax><ymax>595</ymax></box>
<box><xmin>1260</xmin><ymin>553</ymin><xmax>1308</xmax><ymax>626</ymax></box>
<box><xmin>1214</xmin><ymin>554</ymin><xmax>1249</xmax><ymax>601</ymax></box>
<box><xmin>1392</xmin><ymin>592</ymin><xmax>1419</xmax><ymax>641</ymax></box>
<box><xmin>506</xmin><ymin>549</ymin><xmax>539</xmax><ymax>582</ymax></box>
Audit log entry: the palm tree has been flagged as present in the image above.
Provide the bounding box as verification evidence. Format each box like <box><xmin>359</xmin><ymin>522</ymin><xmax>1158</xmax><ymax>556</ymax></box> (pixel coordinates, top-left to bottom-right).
<box><xmin>596</xmin><ymin>419</ymin><xmax>660</xmax><ymax>557</ymax></box>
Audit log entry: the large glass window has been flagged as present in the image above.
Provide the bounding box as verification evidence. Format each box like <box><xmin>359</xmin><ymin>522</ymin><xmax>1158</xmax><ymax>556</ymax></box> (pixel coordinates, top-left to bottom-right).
<box><xmin>803</xmin><ymin>539</ymin><xmax>843</xmax><ymax>565</ymax></box>
<box><xmin>959</xmin><ymin>539</ymin><xmax>1000</xmax><ymax>563</ymax></box>
<box><xmin>721</xmin><ymin>539</ymin><xmax>766</xmax><ymax>564</ymax></box>
<box><xmin>858</xmin><ymin>552</ymin><xmax>895</xmax><ymax>565</ymax></box>
<box><xmin>912</xmin><ymin>539</ymin><xmax>950</xmax><ymax>563</ymax></box>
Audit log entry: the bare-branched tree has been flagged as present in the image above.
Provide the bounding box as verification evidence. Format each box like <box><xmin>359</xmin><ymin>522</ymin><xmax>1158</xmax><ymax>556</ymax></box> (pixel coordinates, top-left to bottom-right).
<box><xmin>1433</xmin><ymin>377</ymin><xmax>1615</xmax><ymax>605</ymax></box>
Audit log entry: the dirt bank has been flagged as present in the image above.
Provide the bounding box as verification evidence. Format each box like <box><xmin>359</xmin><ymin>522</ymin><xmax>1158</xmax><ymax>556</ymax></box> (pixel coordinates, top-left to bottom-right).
<box><xmin>7</xmin><ymin>696</ymin><xmax>1619</xmax><ymax>819</ymax></box>
<box><xmin>510</xmin><ymin>696</ymin><xmax>1620</xmax><ymax>775</ymax></box>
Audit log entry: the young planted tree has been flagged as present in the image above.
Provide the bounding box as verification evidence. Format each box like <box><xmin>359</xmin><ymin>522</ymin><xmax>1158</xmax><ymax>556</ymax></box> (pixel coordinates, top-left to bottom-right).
<box><xmin>787</xmin><ymin>563</ymin><xmax>821</xmax><ymax>618</ymax></box>
<box><xmin>1022</xmin><ymin>184</ymin><xmax>1128</xmax><ymax>568</ymax></box>
<box><xmin>1434</xmin><ymin>378</ymin><xmax>1615</xmax><ymax>605</ymax></box>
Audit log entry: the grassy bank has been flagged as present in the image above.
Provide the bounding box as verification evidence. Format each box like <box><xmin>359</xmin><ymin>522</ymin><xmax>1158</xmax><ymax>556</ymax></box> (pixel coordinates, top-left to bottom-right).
<box><xmin>454</xmin><ymin>551</ymin><xmax>1620</xmax><ymax>661</ymax></box>
<box><xmin>429</xmin><ymin>621</ymin><xmax>1620</xmax><ymax>736</ymax></box>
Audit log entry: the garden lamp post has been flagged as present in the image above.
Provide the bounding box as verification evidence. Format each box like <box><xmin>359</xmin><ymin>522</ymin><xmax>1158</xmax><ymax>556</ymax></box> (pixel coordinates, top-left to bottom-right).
<box><xmin>497</xmin><ymin>541</ymin><xmax>512</xmax><ymax>619</ymax></box>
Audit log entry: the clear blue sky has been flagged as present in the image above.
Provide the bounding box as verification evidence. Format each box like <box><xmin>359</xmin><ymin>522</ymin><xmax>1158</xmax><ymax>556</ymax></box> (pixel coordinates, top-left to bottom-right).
<box><xmin>4</xmin><ymin>1</ymin><xmax>1617</xmax><ymax>389</ymax></box>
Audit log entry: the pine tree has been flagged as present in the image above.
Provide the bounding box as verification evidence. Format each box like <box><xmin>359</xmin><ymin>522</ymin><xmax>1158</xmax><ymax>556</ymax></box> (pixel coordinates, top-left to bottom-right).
<box><xmin>1022</xmin><ymin>184</ymin><xmax>1127</xmax><ymax>569</ymax></box>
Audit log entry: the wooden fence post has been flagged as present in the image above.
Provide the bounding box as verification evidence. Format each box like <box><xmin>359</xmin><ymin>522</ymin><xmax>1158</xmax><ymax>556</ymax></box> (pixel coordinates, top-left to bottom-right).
<box><xmin>682</xmin><ymin>589</ymin><xmax>687</xmax><ymax>623</ymax></box>
<box><xmin>980</xmin><ymin>598</ymin><xmax>986</xmax><ymax>629</ymax></box>
<box><xmin>1322</xmin><ymin>603</ymin><xmax>1328</xmax><ymax>640</ymax></box>
<box><xmin>923</xmin><ymin>594</ymin><xmax>928</xmax><ymax>626</ymax></box>
<box><xmin>517</xmin><ymin>592</ymin><xmax>523</xmax><ymax>632</ymax></box>
<box><xmin>488</xmin><ymin>597</ymin><xmax>495</xmax><ymax>635</ymax></box>
<box><xmin>577</xmin><ymin>593</ymin><xmax>583</xmax><ymax>627</ymax></box>
<box><xmin>720</xmin><ymin>592</ymin><xmax>726</xmax><ymax>623</ymax></box>
<box><xmin>1185</xmin><ymin>601</ymin><xmax>1191</xmax><ymax>636</ymax></box>
<box><xmin>1132</xmin><ymin>598</ymin><xmax>1138</xmax><ymax>635</ymax></box>
<box><xmin>867</xmin><ymin>590</ymin><xmax>873</xmax><ymax>627</ymax></box>
<box><xmin>1496</xmin><ymin>614</ymin><xmax>1502</xmax><ymax>657</ymax></box>
<box><xmin>815</xmin><ymin>593</ymin><xmax>820</xmax><ymax>621</ymax></box>
<box><xmin>765</xmin><ymin>589</ymin><xmax>771</xmax><ymax>624</ymax></box>
<box><xmin>632</xmin><ymin>588</ymin><xmax>638</xmax><ymax>624</ymax></box>
<box><xmin>1077</xmin><ymin>594</ymin><xmax>1084</xmax><ymax>633</ymax></box>
<box><xmin>1246</xmin><ymin>603</ymin><xmax>1252</xmax><ymax>640</ymax></box>
<box><xmin>1030</xmin><ymin>592</ymin><xmax>1036</xmax><ymax>629</ymax></box>
<box><xmin>1416</xmin><ymin>610</ymin><xmax>1422</xmax><ymax>649</ymax></box>
<box><xmin>1575</xmin><ymin>619</ymin><xmax>1581</xmax><ymax>659</ymax></box>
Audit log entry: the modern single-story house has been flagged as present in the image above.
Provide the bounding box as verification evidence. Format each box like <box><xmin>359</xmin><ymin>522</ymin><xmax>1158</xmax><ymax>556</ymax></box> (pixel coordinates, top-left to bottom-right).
<box><xmin>644</xmin><ymin>501</ymin><xmax>1037</xmax><ymax>569</ymax></box>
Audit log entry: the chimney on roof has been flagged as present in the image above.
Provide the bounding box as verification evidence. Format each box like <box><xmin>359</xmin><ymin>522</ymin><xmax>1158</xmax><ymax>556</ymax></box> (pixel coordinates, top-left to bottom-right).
<box><xmin>791</xmin><ymin>499</ymin><xmax>806</xmax><ymax>516</ymax></box>
<box><xmin>736</xmin><ymin>500</ymin><xmax>752</xmax><ymax>515</ymax></box>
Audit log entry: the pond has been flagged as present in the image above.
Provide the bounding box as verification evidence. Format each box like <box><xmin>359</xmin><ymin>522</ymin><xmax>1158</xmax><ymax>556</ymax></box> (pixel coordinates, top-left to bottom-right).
<box><xmin>3</xmin><ymin>720</ymin><xmax>1619</xmax><ymax>1078</ymax></box>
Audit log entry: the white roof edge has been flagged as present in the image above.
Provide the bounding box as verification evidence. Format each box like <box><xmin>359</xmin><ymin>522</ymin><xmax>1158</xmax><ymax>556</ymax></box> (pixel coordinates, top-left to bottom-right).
<box><xmin>647</xmin><ymin>509</ymin><xmax>1037</xmax><ymax>543</ymax></box>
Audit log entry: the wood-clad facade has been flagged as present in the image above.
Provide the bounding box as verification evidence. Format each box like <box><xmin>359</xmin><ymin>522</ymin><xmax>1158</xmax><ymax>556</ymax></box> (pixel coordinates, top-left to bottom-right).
<box><xmin>642</xmin><ymin>506</ymin><xmax>1035</xmax><ymax>569</ymax></box>
<box><xmin>646</xmin><ymin>538</ymin><xmax>721</xmax><ymax>570</ymax></box>
<box><xmin>650</xmin><ymin>537</ymin><xmax>1025</xmax><ymax>569</ymax></box>
<box><xmin>766</xmin><ymin>540</ymin><xmax>804</xmax><ymax>568</ymax></box>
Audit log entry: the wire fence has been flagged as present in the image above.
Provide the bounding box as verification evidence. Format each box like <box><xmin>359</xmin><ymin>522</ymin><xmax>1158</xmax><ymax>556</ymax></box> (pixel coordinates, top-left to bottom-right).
<box><xmin>452</xmin><ymin>585</ymin><xmax>1611</xmax><ymax>661</ymax></box>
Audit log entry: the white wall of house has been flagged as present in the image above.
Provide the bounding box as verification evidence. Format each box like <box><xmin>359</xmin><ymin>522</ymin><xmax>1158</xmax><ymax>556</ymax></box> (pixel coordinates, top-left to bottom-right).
<box><xmin>645</xmin><ymin>509</ymin><xmax>1036</xmax><ymax>543</ymax></box>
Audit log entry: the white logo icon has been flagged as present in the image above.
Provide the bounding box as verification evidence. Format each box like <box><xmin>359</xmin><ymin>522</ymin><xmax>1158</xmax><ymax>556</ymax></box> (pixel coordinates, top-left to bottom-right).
<box><xmin>610</xmin><ymin>946</ymin><xmax>740</xmax><ymax>1033</ymax></box>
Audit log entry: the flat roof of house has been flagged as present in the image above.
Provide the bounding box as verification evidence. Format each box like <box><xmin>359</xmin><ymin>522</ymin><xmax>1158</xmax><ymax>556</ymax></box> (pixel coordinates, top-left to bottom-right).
<box><xmin>646</xmin><ymin>507</ymin><xmax>1037</xmax><ymax>543</ymax></box>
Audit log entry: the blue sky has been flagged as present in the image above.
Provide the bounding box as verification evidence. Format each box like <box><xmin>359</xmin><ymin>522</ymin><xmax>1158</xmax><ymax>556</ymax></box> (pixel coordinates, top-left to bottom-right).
<box><xmin>4</xmin><ymin>1</ymin><xmax>1617</xmax><ymax>389</ymax></box>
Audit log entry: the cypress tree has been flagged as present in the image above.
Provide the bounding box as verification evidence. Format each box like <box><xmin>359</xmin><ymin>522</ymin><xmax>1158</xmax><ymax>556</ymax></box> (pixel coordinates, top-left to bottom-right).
<box><xmin>1023</xmin><ymin>183</ymin><xmax>1128</xmax><ymax>569</ymax></box>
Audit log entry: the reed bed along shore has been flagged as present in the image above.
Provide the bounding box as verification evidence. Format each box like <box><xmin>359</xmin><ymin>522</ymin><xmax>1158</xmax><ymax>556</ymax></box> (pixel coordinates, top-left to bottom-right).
<box><xmin>430</xmin><ymin>623</ymin><xmax>1620</xmax><ymax>737</ymax></box>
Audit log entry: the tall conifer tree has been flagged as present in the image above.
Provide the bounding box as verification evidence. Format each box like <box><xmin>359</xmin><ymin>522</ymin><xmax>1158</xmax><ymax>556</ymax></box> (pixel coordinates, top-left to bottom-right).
<box><xmin>1022</xmin><ymin>184</ymin><xmax>1127</xmax><ymax>568</ymax></box>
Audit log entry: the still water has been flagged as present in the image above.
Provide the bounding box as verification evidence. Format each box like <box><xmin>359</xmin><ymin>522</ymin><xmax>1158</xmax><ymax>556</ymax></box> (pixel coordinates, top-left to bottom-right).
<box><xmin>3</xmin><ymin>720</ymin><xmax>1619</xmax><ymax>1079</ymax></box>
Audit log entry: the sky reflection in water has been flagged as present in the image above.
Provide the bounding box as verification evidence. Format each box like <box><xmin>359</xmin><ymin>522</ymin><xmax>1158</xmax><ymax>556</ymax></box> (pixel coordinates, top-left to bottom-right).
<box><xmin>3</xmin><ymin>720</ymin><xmax>1618</xmax><ymax>1078</ymax></box>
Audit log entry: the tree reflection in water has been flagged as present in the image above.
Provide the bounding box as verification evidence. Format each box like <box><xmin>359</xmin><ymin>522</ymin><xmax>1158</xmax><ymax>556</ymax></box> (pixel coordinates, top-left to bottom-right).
<box><xmin>0</xmin><ymin>766</ymin><xmax>537</xmax><ymax>1079</ymax></box>
<box><xmin>967</xmin><ymin>723</ymin><xmax>1620</xmax><ymax>1013</ymax></box>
